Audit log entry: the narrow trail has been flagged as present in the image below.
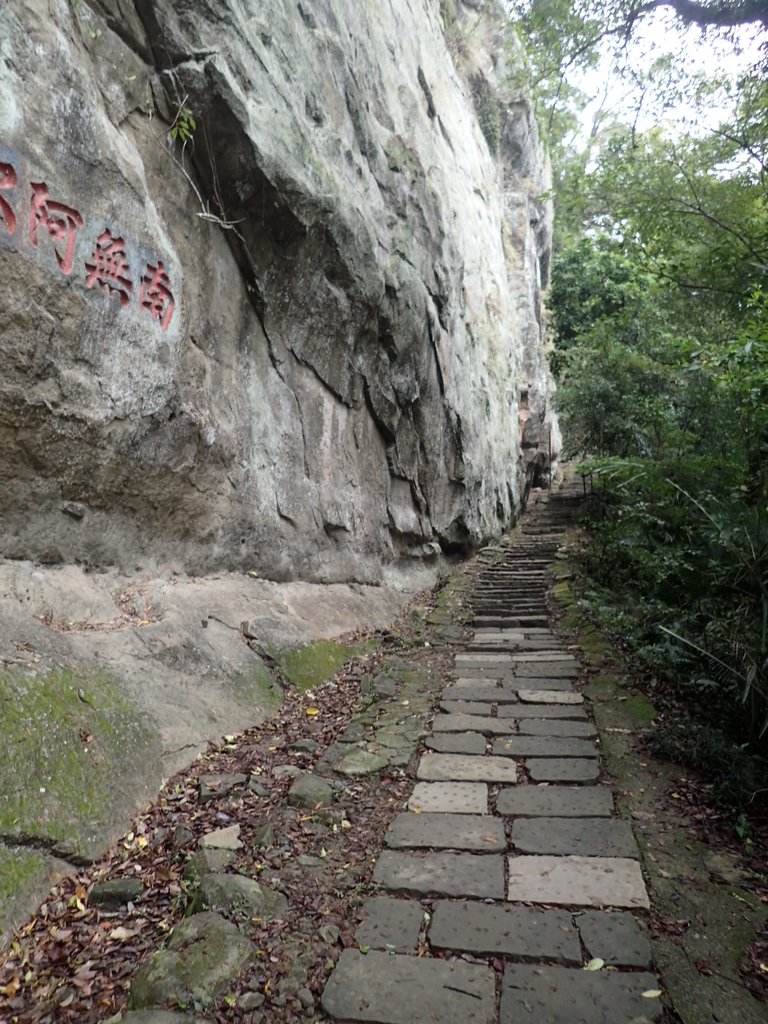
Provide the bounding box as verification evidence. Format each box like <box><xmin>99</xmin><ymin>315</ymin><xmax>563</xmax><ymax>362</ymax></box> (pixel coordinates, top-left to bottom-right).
<box><xmin>321</xmin><ymin>483</ymin><xmax>663</xmax><ymax>1023</ymax></box>
<box><xmin>0</xmin><ymin>484</ymin><xmax>673</xmax><ymax>1024</ymax></box>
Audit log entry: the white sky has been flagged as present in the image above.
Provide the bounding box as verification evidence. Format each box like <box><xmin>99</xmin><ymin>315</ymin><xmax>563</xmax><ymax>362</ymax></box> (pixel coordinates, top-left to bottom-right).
<box><xmin>574</xmin><ymin>8</ymin><xmax>766</xmax><ymax>142</ymax></box>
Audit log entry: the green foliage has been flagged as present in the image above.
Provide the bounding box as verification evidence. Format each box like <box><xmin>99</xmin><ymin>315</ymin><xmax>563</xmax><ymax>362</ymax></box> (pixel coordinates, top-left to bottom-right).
<box><xmin>648</xmin><ymin>717</ymin><xmax>768</xmax><ymax>813</ymax></box>
<box><xmin>472</xmin><ymin>77</ymin><xmax>502</xmax><ymax>154</ymax></box>
<box><xmin>170</xmin><ymin>105</ymin><xmax>197</xmax><ymax>144</ymax></box>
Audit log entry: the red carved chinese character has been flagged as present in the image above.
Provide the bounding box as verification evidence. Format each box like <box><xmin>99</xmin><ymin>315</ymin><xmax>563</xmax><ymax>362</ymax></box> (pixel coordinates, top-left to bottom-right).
<box><xmin>29</xmin><ymin>182</ymin><xmax>83</xmax><ymax>275</ymax></box>
<box><xmin>0</xmin><ymin>162</ymin><xmax>17</xmax><ymax>236</ymax></box>
<box><xmin>139</xmin><ymin>260</ymin><xmax>175</xmax><ymax>330</ymax></box>
<box><xmin>85</xmin><ymin>229</ymin><xmax>133</xmax><ymax>307</ymax></box>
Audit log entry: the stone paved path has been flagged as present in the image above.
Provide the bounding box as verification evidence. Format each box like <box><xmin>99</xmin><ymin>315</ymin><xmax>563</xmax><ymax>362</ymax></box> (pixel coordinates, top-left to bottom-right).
<box><xmin>321</xmin><ymin>486</ymin><xmax>663</xmax><ymax>1024</ymax></box>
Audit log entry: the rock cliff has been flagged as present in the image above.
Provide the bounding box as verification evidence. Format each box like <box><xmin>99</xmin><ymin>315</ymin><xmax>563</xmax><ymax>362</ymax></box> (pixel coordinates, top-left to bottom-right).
<box><xmin>0</xmin><ymin>0</ymin><xmax>555</xmax><ymax>584</ymax></box>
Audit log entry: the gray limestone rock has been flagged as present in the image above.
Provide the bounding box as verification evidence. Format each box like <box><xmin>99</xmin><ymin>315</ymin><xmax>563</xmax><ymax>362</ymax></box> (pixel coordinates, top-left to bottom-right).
<box><xmin>287</xmin><ymin>773</ymin><xmax>334</xmax><ymax>808</ymax></box>
<box><xmin>89</xmin><ymin>877</ymin><xmax>143</xmax><ymax>908</ymax></box>
<box><xmin>128</xmin><ymin>912</ymin><xmax>253</xmax><ymax>1009</ymax></box>
<box><xmin>183</xmin><ymin>848</ymin><xmax>235</xmax><ymax>885</ymax></box>
<box><xmin>198</xmin><ymin>773</ymin><xmax>248</xmax><ymax>802</ymax></box>
<box><xmin>321</xmin><ymin>950</ymin><xmax>495</xmax><ymax>1023</ymax></box>
<box><xmin>188</xmin><ymin>873</ymin><xmax>288</xmax><ymax>920</ymax></box>
<box><xmin>500</xmin><ymin>964</ymin><xmax>662</xmax><ymax>1023</ymax></box>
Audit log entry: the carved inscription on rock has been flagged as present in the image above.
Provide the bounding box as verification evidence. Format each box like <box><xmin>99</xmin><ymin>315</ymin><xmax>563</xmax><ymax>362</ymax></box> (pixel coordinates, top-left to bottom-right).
<box><xmin>1</xmin><ymin>153</ymin><xmax>177</xmax><ymax>329</ymax></box>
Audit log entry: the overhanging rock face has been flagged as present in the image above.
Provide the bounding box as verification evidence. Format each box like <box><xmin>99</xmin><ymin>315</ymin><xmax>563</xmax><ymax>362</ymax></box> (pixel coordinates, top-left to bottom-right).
<box><xmin>0</xmin><ymin>0</ymin><xmax>556</xmax><ymax>583</ymax></box>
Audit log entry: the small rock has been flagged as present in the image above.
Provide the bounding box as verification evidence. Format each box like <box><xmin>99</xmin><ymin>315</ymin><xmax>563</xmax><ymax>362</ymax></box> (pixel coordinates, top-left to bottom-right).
<box><xmin>287</xmin><ymin>773</ymin><xmax>334</xmax><ymax>809</ymax></box>
<box><xmin>297</xmin><ymin>988</ymin><xmax>314</xmax><ymax>1009</ymax></box>
<box><xmin>318</xmin><ymin>922</ymin><xmax>340</xmax><ymax>945</ymax></box>
<box><xmin>172</xmin><ymin>825</ymin><xmax>195</xmax><ymax>849</ymax></box>
<box><xmin>200</xmin><ymin>825</ymin><xmax>242</xmax><ymax>851</ymax></box>
<box><xmin>252</xmin><ymin>823</ymin><xmax>276</xmax><ymax>848</ymax></box>
<box><xmin>128</xmin><ymin>912</ymin><xmax>253</xmax><ymax>1009</ymax></box>
<box><xmin>338</xmin><ymin>749</ymin><xmax>389</xmax><ymax>778</ymax></box>
<box><xmin>183</xmin><ymin>848</ymin><xmax>234</xmax><ymax>884</ymax></box>
<box><xmin>198</xmin><ymin>773</ymin><xmax>248</xmax><ymax>802</ymax></box>
<box><xmin>90</xmin><ymin>877</ymin><xmax>143</xmax><ymax>908</ymax></box>
<box><xmin>189</xmin><ymin>873</ymin><xmax>288</xmax><ymax>920</ymax></box>
<box><xmin>248</xmin><ymin>777</ymin><xmax>270</xmax><ymax>797</ymax></box>
<box><xmin>240</xmin><ymin>991</ymin><xmax>266</xmax><ymax>1010</ymax></box>
<box><xmin>289</xmin><ymin>739</ymin><xmax>321</xmax><ymax>753</ymax></box>
<box><xmin>273</xmin><ymin>764</ymin><xmax>302</xmax><ymax>779</ymax></box>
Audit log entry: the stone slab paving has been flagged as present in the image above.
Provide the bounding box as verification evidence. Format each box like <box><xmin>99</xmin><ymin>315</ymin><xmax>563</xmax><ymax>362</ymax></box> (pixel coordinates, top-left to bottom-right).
<box><xmin>425</xmin><ymin>732</ymin><xmax>487</xmax><ymax>754</ymax></box>
<box><xmin>497</xmin><ymin>785</ymin><xmax>614</xmax><ymax>817</ymax></box>
<box><xmin>493</xmin><ymin>736</ymin><xmax>599</xmax><ymax>758</ymax></box>
<box><xmin>417</xmin><ymin>752</ymin><xmax>518</xmax><ymax>783</ymax></box>
<box><xmin>321</xmin><ymin>950</ymin><xmax>496</xmax><ymax>1024</ymax></box>
<box><xmin>408</xmin><ymin>781</ymin><xmax>488</xmax><ymax>813</ymax></box>
<box><xmin>515</xmin><ymin>689</ymin><xmax>584</xmax><ymax>704</ymax></box>
<box><xmin>429</xmin><ymin>901</ymin><xmax>581</xmax><ymax>964</ymax></box>
<box><xmin>512</xmin><ymin>817</ymin><xmax>639</xmax><ymax>857</ymax></box>
<box><xmin>385</xmin><ymin>812</ymin><xmax>506</xmax><ymax>851</ymax></box>
<box><xmin>432</xmin><ymin>714</ymin><xmax>514</xmax><ymax>735</ymax></box>
<box><xmin>517</xmin><ymin>718</ymin><xmax>597</xmax><ymax>737</ymax></box>
<box><xmin>526</xmin><ymin>757</ymin><xmax>600</xmax><ymax>783</ymax></box>
<box><xmin>575</xmin><ymin>909</ymin><xmax>653</xmax><ymax>967</ymax></box>
<box><xmin>500</xmin><ymin>965</ymin><xmax>663</xmax><ymax>1024</ymax></box>
<box><xmin>443</xmin><ymin>681</ymin><xmax>519</xmax><ymax>702</ymax></box>
<box><xmin>373</xmin><ymin>850</ymin><xmax>505</xmax><ymax>898</ymax></box>
<box><xmin>439</xmin><ymin>699</ymin><xmax>494</xmax><ymax>715</ymax></box>
<box><xmin>511</xmin><ymin>662</ymin><xmax>579</xmax><ymax>677</ymax></box>
<box><xmin>323</xmin><ymin>489</ymin><xmax>661</xmax><ymax>1024</ymax></box>
<box><xmin>355</xmin><ymin>897</ymin><xmax>424</xmax><ymax>953</ymax></box>
<box><xmin>496</xmin><ymin>702</ymin><xmax>588</xmax><ymax>719</ymax></box>
<box><xmin>507</xmin><ymin>855</ymin><xmax>650</xmax><ymax>908</ymax></box>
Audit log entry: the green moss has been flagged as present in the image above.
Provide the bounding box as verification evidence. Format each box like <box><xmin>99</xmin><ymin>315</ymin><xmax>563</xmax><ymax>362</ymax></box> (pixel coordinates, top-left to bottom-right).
<box><xmin>0</xmin><ymin>668</ymin><xmax>157</xmax><ymax>854</ymax></box>
<box><xmin>623</xmin><ymin>693</ymin><xmax>658</xmax><ymax>723</ymax></box>
<box><xmin>0</xmin><ymin>848</ymin><xmax>46</xmax><ymax>899</ymax></box>
<box><xmin>230</xmin><ymin>662</ymin><xmax>283</xmax><ymax>713</ymax></box>
<box><xmin>269</xmin><ymin>638</ymin><xmax>377</xmax><ymax>692</ymax></box>
<box><xmin>583</xmin><ymin>674</ymin><xmax>621</xmax><ymax>700</ymax></box>
<box><xmin>552</xmin><ymin>581</ymin><xmax>575</xmax><ymax>607</ymax></box>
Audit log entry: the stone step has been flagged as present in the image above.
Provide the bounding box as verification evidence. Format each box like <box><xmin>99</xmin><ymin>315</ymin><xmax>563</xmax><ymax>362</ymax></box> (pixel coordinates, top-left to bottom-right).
<box><xmin>511</xmin><ymin>817</ymin><xmax>638</xmax><ymax>857</ymax></box>
<box><xmin>506</xmin><ymin>855</ymin><xmax>650</xmax><ymax>908</ymax></box>
<box><xmin>500</xmin><ymin>964</ymin><xmax>662</xmax><ymax>1024</ymax></box>
<box><xmin>321</xmin><ymin>950</ymin><xmax>496</xmax><ymax>1024</ymax></box>
<box><xmin>496</xmin><ymin>785</ymin><xmax>613</xmax><ymax>817</ymax></box>
<box><xmin>384</xmin><ymin>812</ymin><xmax>506</xmax><ymax>851</ymax></box>
<box><xmin>374</xmin><ymin>850</ymin><xmax>505</xmax><ymax>898</ymax></box>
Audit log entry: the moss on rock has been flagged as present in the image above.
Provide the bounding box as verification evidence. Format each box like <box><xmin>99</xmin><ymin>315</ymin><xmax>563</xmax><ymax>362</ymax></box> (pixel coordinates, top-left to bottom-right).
<box><xmin>0</xmin><ymin>668</ymin><xmax>159</xmax><ymax>858</ymax></box>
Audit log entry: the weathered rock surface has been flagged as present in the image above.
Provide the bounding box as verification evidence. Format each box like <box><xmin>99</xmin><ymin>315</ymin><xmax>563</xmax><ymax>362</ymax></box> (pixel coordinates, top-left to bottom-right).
<box><xmin>0</xmin><ymin>0</ymin><xmax>554</xmax><ymax>936</ymax></box>
<box><xmin>128</xmin><ymin>911</ymin><xmax>253</xmax><ymax>1009</ymax></box>
<box><xmin>0</xmin><ymin>0</ymin><xmax>554</xmax><ymax>582</ymax></box>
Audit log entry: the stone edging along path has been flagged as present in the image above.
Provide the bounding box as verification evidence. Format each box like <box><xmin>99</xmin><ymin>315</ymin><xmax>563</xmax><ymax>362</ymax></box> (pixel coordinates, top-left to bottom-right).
<box><xmin>319</xmin><ymin>482</ymin><xmax>665</xmax><ymax>1024</ymax></box>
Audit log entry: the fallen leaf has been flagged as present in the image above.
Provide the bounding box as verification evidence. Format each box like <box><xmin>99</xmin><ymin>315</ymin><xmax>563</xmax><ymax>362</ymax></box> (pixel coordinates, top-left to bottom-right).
<box><xmin>583</xmin><ymin>958</ymin><xmax>605</xmax><ymax>971</ymax></box>
<box><xmin>642</xmin><ymin>990</ymin><xmax>662</xmax><ymax>998</ymax></box>
<box><xmin>108</xmin><ymin>926</ymin><xmax>139</xmax><ymax>941</ymax></box>
<box><xmin>305</xmin><ymin>707</ymin><xmax>320</xmax><ymax>716</ymax></box>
